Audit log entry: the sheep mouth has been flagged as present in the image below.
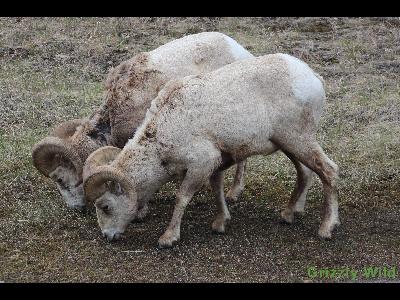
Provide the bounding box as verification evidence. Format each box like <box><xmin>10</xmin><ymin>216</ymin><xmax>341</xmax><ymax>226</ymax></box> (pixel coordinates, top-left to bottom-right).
<box><xmin>69</xmin><ymin>204</ymin><xmax>87</xmax><ymax>212</ymax></box>
<box><xmin>103</xmin><ymin>231</ymin><xmax>123</xmax><ymax>242</ymax></box>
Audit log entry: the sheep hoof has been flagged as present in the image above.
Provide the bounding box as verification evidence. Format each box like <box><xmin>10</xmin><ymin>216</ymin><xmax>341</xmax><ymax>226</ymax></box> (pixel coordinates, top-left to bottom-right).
<box><xmin>318</xmin><ymin>219</ymin><xmax>340</xmax><ymax>239</ymax></box>
<box><xmin>280</xmin><ymin>209</ymin><xmax>294</xmax><ymax>224</ymax></box>
<box><xmin>157</xmin><ymin>231</ymin><xmax>180</xmax><ymax>249</ymax></box>
<box><xmin>212</xmin><ymin>220</ymin><xmax>226</xmax><ymax>234</ymax></box>
<box><xmin>318</xmin><ymin>229</ymin><xmax>332</xmax><ymax>240</ymax></box>
<box><xmin>225</xmin><ymin>193</ymin><xmax>237</xmax><ymax>202</ymax></box>
<box><xmin>225</xmin><ymin>189</ymin><xmax>242</xmax><ymax>202</ymax></box>
<box><xmin>294</xmin><ymin>207</ymin><xmax>305</xmax><ymax>214</ymax></box>
<box><xmin>225</xmin><ymin>196</ymin><xmax>235</xmax><ymax>203</ymax></box>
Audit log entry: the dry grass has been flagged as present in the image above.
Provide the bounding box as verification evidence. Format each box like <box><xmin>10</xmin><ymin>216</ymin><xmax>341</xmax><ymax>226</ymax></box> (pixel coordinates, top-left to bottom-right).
<box><xmin>0</xmin><ymin>17</ymin><xmax>399</xmax><ymax>282</ymax></box>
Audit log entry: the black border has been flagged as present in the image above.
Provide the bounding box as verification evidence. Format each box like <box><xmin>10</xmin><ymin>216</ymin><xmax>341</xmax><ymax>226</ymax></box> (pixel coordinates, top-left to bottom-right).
<box><xmin>2</xmin><ymin>0</ymin><xmax>400</xmax><ymax>17</ymax></box>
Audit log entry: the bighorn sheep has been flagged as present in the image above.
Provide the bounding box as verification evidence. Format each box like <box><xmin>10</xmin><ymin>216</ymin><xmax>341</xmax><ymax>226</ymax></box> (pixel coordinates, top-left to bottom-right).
<box><xmin>32</xmin><ymin>32</ymin><xmax>253</xmax><ymax>211</ymax></box>
<box><xmin>83</xmin><ymin>53</ymin><xmax>340</xmax><ymax>247</ymax></box>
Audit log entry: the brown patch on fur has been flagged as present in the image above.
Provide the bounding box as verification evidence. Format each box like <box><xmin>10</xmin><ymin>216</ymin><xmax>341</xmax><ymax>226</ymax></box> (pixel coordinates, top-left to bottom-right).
<box><xmin>105</xmin><ymin>52</ymin><xmax>150</xmax><ymax>92</ymax></box>
<box><xmin>102</xmin><ymin>52</ymin><xmax>168</xmax><ymax>147</ymax></box>
<box><xmin>218</xmin><ymin>151</ymin><xmax>235</xmax><ymax>171</ymax></box>
<box><xmin>127</xmin><ymin>70</ymin><xmax>159</xmax><ymax>89</ymax></box>
<box><xmin>155</xmin><ymin>82</ymin><xmax>165</xmax><ymax>94</ymax></box>
<box><xmin>138</xmin><ymin>121</ymin><xmax>157</xmax><ymax>146</ymax></box>
<box><xmin>311</xmin><ymin>150</ymin><xmax>338</xmax><ymax>186</ymax></box>
<box><xmin>155</xmin><ymin>80</ymin><xmax>184</xmax><ymax>111</ymax></box>
<box><xmin>137</xmin><ymin>81</ymin><xmax>185</xmax><ymax>147</ymax></box>
<box><xmin>300</xmin><ymin>103</ymin><xmax>317</xmax><ymax>133</ymax></box>
<box><xmin>232</xmin><ymin>144</ymin><xmax>251</xmax><ymax>161</ymax></box>
<box><xmin>134</xmin><ymin>52</ymin><xmax>149</xmax><ymax>65</ymax></box>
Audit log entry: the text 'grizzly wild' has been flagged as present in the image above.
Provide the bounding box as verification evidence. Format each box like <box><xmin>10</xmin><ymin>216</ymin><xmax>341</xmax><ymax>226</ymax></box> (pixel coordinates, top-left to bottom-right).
<box><xmin>83</xmin><ymin>53</ymin><xmax>340</xmax><ymax>248</ymax></box>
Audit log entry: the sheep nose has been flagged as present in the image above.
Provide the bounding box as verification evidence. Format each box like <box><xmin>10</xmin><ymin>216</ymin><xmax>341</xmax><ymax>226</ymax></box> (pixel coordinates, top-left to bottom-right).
<box><xmin>106</xmin><ymin>233</ymin><xmax>114</xmax><ymax>242</ymax></box>
<box><xmin>103</xmin><ymin>230</ymin><xmax>121</xmax><ymax>242</ymax></box>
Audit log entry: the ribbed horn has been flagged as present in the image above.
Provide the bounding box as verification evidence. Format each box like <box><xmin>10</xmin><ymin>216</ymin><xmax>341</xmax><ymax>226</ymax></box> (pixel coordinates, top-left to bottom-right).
<box><xmin>82</xmin><ymin>146</ymin><xmax>121</xmax><ymax>181</ymax></box>
<box><xmin>31</xmin><ymin>136</ymin><xmax>83</xmax><ymax>178</ymax></box>
<box><xmin>83</xmin><ymin>165</ymin><xmax>136</xmax><ymax>203</ymax></box>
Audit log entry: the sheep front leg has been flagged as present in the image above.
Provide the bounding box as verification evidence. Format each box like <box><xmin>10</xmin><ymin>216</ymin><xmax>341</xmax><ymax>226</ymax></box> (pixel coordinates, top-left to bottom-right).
<box><xmin>226</xmin><ymin>160</ymin><xmax>247</xmax><ymax>202</ymax></box>
<box><xmin>210</xmin><ymin>170</ymin><xmax>231</xmax><ymax>233</ymax></box>
<box><xmin>158</xmin><ymin>173</ymin><xmax>209</xmax><ymax>248</ymax></box>
<box><xmin>157</xmin><ymin>189</ymin><xmax>195</xmax><ymax>248</ymax></box>
<box><xmin>158</xmin><ymin>153</ymin><xmax>220</xmax><ymax>248</ymax></box>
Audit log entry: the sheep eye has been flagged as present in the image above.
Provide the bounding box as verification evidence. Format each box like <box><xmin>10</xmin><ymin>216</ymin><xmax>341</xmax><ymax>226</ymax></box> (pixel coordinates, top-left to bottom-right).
<box><xmin>57</xmin><ymin>178</ymin><xmax>67</xmax><ymax>188</ymax></box>
<box><xmin>101</xmin><ymin>205</ymin><xmax>111</xmax><ymax>214</ymax></box>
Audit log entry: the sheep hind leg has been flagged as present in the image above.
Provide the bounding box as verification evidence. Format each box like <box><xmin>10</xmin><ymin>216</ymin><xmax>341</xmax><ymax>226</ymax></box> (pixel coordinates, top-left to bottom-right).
<box><xmin>272</xmin><ymin>135</ymin><xmax>340</xmax><ymax>239</ymax></box>
<box><xmin>281</xmin><ymin>155</ymin><xmax>314</xmax><ymax>224</ymax></box>
<box><xmin>225</xmin><ymin>160</ymin><xmax>247</xmax><ymax>202</ymax></box>
<box><xmin>210</xmin><ymin>170</ymin><xmax>231</xmax><ymax>233</ymax></box>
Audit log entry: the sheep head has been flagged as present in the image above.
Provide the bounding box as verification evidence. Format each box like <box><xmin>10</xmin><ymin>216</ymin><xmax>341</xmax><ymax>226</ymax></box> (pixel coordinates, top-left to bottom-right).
<box><xmin>32</xmin><ymin>119</ymin><xmax>101</xmax><ymax>210</ymax></box>
<box><xmin>83</xmin><ymin>147</ymin><xmax>138</xmax><ymax>241</ymax></box>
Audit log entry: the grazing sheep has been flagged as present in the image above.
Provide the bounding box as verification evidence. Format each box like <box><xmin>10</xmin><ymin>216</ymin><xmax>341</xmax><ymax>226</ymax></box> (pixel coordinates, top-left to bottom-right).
<box><xmin>83</xmin><ymin>53</ymin><xmax>339</xmax><ymax>248</ymax></box>
<box><xmin>32</xmin><ymin>32</ymin><xmax>253</xmax><ymax>211</ymax></box>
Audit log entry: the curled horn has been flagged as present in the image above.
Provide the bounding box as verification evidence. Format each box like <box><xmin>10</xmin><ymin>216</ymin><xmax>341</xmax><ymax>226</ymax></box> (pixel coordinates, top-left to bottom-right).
<box><xmin>82</xmin><ymin>146</ymin><xmax>121</xmax><ymax>181</ymax></box>
<box><xmin>31</xmin><ymin>136</ymin><xmax>83</xmax><ymax>178</ymax></box>
<box><xmin>50</xmin><ymin>119</ymin><xmax>86</xmax><ymax>139</ymax></box>
<box><xmin>83</xmin><ymin>165</ymin><xmax>136</xmax><ymax>204</ymax></box>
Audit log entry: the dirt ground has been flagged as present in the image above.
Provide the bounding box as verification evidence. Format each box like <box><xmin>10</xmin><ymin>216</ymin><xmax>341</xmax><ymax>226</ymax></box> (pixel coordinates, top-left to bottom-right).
<box><xmin>0</xmin><ymin>17</ymin><xmax>399</xmax><ymax>283</ymax></box>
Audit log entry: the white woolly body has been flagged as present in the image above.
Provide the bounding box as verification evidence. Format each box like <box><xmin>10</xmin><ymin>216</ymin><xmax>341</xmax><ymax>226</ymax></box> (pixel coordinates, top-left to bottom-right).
<box><xmin>148</xmin><ymin>32</ymin><xmax>254</xmax><ymax>78</ymax></box>
<box><xmin>222</xmin><ymin>34</ymin><xmax>254</xmax><ymax>60</ymax></box>
<box><xmin>121</xmin><ymin>53</ymin><xmax>326</xmax><ymax>185</ymax></box>
<box><xmin>280</xmin><ymin>53</ymin><xmax>324</xmax><ymax>102</ymax></box>
<box><xmin>131</xmin><ymin>53</ymin><xmax>324</xmax><ymax>159</ymax></box>
<box><xmin>106</xmin><ymin>31</ymin><xmax>255</xmax><ymax>147</ymax></box>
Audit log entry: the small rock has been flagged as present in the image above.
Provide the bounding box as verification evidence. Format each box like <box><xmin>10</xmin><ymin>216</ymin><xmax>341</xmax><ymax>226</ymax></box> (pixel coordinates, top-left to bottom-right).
<box><xmin>55</xmin><ymin>54</ymin><xmax>70</xmax><ymax>60</ymax></box>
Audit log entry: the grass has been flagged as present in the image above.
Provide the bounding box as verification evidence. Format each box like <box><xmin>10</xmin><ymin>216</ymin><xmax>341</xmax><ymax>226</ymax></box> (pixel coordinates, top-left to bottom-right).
<box><xmin>0</xmin><ymin>17</ymin><xmax>399</xmax><ymax>282</ymax></box>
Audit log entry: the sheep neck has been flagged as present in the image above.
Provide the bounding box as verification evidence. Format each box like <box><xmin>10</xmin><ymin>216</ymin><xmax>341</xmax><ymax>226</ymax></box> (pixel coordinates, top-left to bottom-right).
<box><xmin>116</xmin><ymin>142</ymin><xmax>170</xmax><ymax>205</ymax></box>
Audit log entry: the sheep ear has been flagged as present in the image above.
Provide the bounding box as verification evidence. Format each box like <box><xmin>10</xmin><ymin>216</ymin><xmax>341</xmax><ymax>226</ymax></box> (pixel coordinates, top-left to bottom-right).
<box><xmin>107</xmin><ymin>181</ymin><xmax>123</xmax><ymax>195</ymax></box>
<box><xmin>50</xmin><ymin>119</ymin><xmax>86</xmax><ymax>139</ymax></box>
<box><xmin>115</xmin><ymin>182</ymin><xmax>123</xmax><ymax>194</ymax></box>
<box><xmin>82</xmin><ymin>146</ymin><xmax>121</xmax><ymax>181</ymax></box>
